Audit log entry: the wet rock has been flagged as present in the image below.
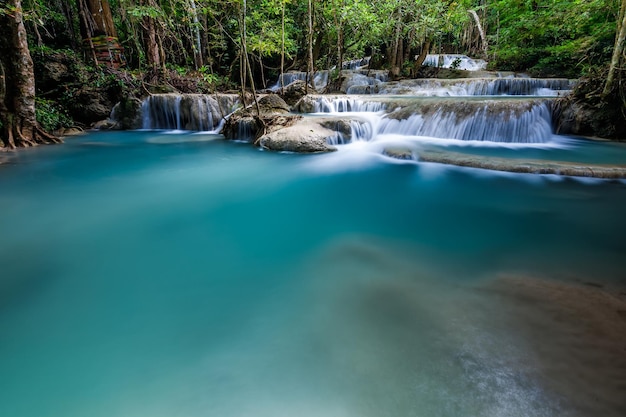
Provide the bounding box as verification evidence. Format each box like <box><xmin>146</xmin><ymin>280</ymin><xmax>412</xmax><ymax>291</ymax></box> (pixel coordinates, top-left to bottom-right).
<box><xmin>222</xmin><ymin>114</ymin><xmax>262</xmax><ymax>140</ymax></box>
<box><xmin>418</xmin><ymin>148</ymin><xmax>626</xmax><ymax>179</ymax></box>
<box><xmin>53</xmin><ymin>127</ymin><xmax>85</xmax><ymax>137</ymax></box>
<box><xmin>258</xmin><ymin>95</ymin><xmax>290</xmax><ymax>114</ymax></box>
<box><xmin>383</xmin><ymin>147</ymin><xmax>414</xmax><ymax>160</ymax></box>
<box><xmin>258</xmin><ymin>121</ymin><xmax>337</xmax><ymax>153</ymax></box>
<box><xmin>111</xmin><ymin>97</ymin><xmax>143</xmax><ymax>130</ymax></box>
<box><xmin>92</xmin><ymin>119</ymin><xmax>118</xmax><ymax>130</ymax></box>
<box><xmin>320</xmin><ymin>119</ymin><xmax>352</xmax><ymax>137</ymax></box>
<box><xmin>554</xmin><ymin>98</ymin><xmax>626</xmax><ymax>140</ymax></box>
<box><xmin>293</xmin><ymin>96</ymin><xmax>317</xmax><ymax>113</ymax></box>
<box><xmin>69</xmin><ymin>89</ymin><xmax>114</xmax><ymax>125</ymax></box>
<box><xmin>279</xmin><ymin>80</ymin><xmax>310</xmax><ymax>106</ymax></box>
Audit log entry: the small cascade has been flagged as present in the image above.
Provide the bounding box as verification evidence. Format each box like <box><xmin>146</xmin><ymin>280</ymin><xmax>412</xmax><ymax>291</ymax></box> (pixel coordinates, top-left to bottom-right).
<box><xmin>353</xmin><ymin>78</ymin><xmax>573</xmax><ymax>97</ymax></box>
<box><xmin>142</xmin><ymin>94</ymin><xmax>239</xmax><ymax>131</ymax></box>
<box><xmin>324</xmin><ymin>119</ymin><xmax>375</xmax><ymax>145</ymax></box>
<box><xmin>422</xmin><ymin>54</ymin><xmax>487</xmax><ymax>71</ymax></box>
<box><xmin>236</xmin><ymin>117</ymin><xmax>257</xmax><ymax>141</ymax></box>
<box><xmin>312</xmin><ymin>97</ymin><xmax>386</xmax><ymax>113</ymax></box>
<box><xmin>350</xmin><ymin>119</ymin><xmax>375</xmax><ymax>142</ymax></box>
<box><xmin>344</xmin><ymin>73</ymin><xmax>385</xmax><ymax>94</ymax></box>
<box><xmin>378</xmin><ymin>100</ymin><xmax>554</xmax><ymax>143</ymax></box>
<box><xmin>464</xmin><ymin>78</ymin><xmax>573</xmax><ymax>96</ymax></box>
<box><xmin>342</xmin><ymin>57</ymin><xmax>371</xmax><ymax>70</ymax></box>
<box><xmin>272</xmin><ymin>71</ymin><xmax>329</xmax><ymax>91</ymax></box>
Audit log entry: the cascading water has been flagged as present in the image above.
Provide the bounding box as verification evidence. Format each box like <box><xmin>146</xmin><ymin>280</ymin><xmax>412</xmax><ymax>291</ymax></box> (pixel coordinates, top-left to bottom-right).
<box><xmin>348</xmin><ymin>78</ymin><xmax>573</xmax><ymax>97</ymax></box>
<box><xmin>271</xmin><ymin>71</ymin><xmax>330</xmax><ymax>91</ymax></box>
<box><xmin>306</xmin><ymin>96</ymin><xmax>555</xmax><ymax>145</ymax></box>
<box><xmin>422</xmin><ymin>54</ymin><xmax>487</xmax><ymax>71</ymax></box>
<box><xmin>142</xmin><ymin>94</ymin><xmax>239</xmax><ymax>131</ymax></box>
<box><xmin>341</xmin><ymin>56</ymin><xmax>372</xmax><ymax>69</ymax></box>
<box><xmin>378</xmin><ymin>101</ymin><xmax>554</xmax><ymax>143</ymax></box>
<box><xmin>313</xmin><ymin>97</ymin><xmax>387</xmax><ymax>113</ymax></box>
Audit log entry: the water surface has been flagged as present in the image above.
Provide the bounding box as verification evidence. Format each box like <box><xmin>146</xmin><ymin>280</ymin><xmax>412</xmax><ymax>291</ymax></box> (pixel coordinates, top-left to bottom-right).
<box><xmin>1</xmin><ymin>131</ymin><xmax>625</xmax><ymax>417</ymax></box>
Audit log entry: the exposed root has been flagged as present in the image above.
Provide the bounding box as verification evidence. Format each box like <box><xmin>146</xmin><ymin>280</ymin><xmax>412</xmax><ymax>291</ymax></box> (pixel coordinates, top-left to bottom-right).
<box><xmin>2</xmin><ymin>118</ymin><xmax>62</xmax><ymax>149</ymax></box>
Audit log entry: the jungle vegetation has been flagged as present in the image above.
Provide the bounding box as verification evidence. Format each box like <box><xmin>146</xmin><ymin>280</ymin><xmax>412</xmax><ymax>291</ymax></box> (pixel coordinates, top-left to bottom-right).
<box><xmin>0</xmin><ymin>0</ymin><xmax>625</xmax><ymax>146</ymax></box>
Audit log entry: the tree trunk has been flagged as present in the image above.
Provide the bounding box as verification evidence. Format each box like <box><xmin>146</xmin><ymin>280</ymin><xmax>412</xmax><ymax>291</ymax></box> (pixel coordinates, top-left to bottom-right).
<box><xmin>0</xmin><ymin>0</ymin><xmax>61</xmax><ymax>149</ymax></box>
<box><xmin>241</xmin><ymin>0</ymin><xmax>260</xmax><ymax>114</ymax></box>
<box><xmin>306</xmin><ymin>0</ymin><xmax>315</xmax><ymax>93</ymax></box>
<box><xmin>138</xmin><ymin>0</ymin><xmax>163</xmax><ymax>78</ymax></box>
<box><xmin>413</xmin><ymin>39</ymin><xmax>431</xmax><ymax>76</ymax></box>
<box><xmin>77</xmin><ymin>0</ymin><xmax>123</xmax><ymax>67</ymax></box>
<box><xmin>604</xmin><ymin>0</ymin><xmax>626</xmax><ymax>96</ymax></box>
<box><xmin>390</xmin><ymin>21</ymin><xmax>402</xmax><ymax>77</ymax></box>
<box><xmin>468</xmin><ymin>10</ymin><xmax>488</xmax><ymax>56</ymax></box>
<box><xmin>189</xmin><ymin>0</ymin><xmax>203</xmax><ymax>69</ymax></box>
<box><xmin>280</xmin><ymin>0</ymin><xmax>285</xmax><ymax>94</ymax></box>
<box><xmin>85</xmin><ymin>0</ymin><xmax>117</xmax><ymax>37</ymax></box>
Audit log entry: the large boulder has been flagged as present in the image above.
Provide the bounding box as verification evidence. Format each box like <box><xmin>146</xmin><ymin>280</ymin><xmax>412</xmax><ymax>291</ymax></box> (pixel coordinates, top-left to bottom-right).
<box><xmin>71</xmin><ymin>90</ymin><xmax>114</xmax><ymax>125</ymax></box>
<box><xmin>292</xmin><ymin>96</ymin><xmax>317</xmax><ymax>113</ymax></box>
<box><xmin>110</xmin><ymin>96</ymin><xmax>143</xmax><ymax>130</ymax></box>
<box><xmin>258</xmin><ymin>120</ymin><xmax>337</xmax><ymax>153</ymax></box>
<box><xmin>554</xmin><ymin>97</ymin><xmax>626</xmax><ymax>140</ymax></box>
<box><xmin>278</xmin><ymin>80</ymin><xmax>310</xmax><ymax>106</ymax></box>
<box><xmin>222</xmin><ymin>94</ymin><xmax>290</xmax><ymax>139</ymax></box>
<box><xmin>258</xmin><ymin>95</ymin><xmax>290</xmax><ymax>113</ymax></box>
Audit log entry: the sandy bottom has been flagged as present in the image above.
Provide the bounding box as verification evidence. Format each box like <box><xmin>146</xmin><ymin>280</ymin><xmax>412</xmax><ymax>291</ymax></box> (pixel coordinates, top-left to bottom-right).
<box><xmin>483</xmin><ymin>275</ymin><xmax>626</xmax><ymax>417</ymax></box>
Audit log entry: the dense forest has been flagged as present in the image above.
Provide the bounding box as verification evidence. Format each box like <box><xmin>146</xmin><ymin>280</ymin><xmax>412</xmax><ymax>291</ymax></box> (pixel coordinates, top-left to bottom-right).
<box><xmin>0</xmin><ymin>0</ymin><xmax>625</xmax><ymax>147</ymax></box>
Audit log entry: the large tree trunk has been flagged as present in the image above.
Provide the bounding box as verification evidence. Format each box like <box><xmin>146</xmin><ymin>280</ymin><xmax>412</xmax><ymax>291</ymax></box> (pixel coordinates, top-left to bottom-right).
<box><xmin>77</xmin><ymin>0</ymin><xmax>123</xmax><ymax>67</ymax></box>
<box><xmin>390</xmin><ymin>20</ymin><xmax>402</xmax><ymax>77</ymax></box>
<box><xmin>468</xmin><ymin>9</ymin><xmax>488</xmax><ymax>57</ymax></box>
<box><xmin>0</xmin><ymin>0</ymin><xmax>61</xmax><ymax>149</ymax></box>
<box><xmin>603</xmin><ymin>0</ymin><xmax>626</xmax><ymax>96</ymax></box>
<box><xmin>189</xmin><ymin>0</ymin><xmax>203</xmax><ymax>69</ymax></box>
<box><xmin>306</xmin><ymin>0</ymin><xmax>315</xmax><ymax>93</ymax></box>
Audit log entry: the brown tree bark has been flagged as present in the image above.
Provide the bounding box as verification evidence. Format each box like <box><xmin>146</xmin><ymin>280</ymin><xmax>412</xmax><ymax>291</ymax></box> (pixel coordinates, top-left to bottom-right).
<box><xmin>603</xmin><ymin>0</ymin><xmax>626</xmax><ymax>96</ymax></box>
<box><xmin>77</xmin><ymin>0</ymin><xmax>123</xmax><ymax>67</ymax></box>
<box><xmin>306</xmin><ymin>0</ymin><xmax>316</xmax><ymax>93</ymax></box>
<box><xmin>77</xmin><ymin>0</ymin><xmax>118</xmax><ymax>38</ymax></box>
<box><xmin>138</xmin><ymin>0</ymin><xmax>165</xmax><ymax>78</ymax></box>
<box><xmin>0</xmin><ymin>0</ymin><xmax>61</xmax><ymax>149</ymax></box>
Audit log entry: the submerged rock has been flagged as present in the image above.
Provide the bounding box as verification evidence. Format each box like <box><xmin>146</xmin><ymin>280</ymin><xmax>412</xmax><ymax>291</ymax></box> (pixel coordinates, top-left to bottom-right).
<box><xmin>418</xmin><ymin>148</ymin><xmax>626</xmax><ymax>179</ymax></box>
<box><xmin>53</xmin><ymin>127</ymin><xmax>85</xmax><ymax>137</ymax></box>
<box><xmin>383</xmin><ymin>147</ymin><xmax>414</xmax><ymax>160</ymax></box>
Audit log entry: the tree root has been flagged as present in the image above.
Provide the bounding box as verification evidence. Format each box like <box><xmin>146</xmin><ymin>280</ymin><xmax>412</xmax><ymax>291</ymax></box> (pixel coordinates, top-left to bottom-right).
<box><xmin>2</xmin><ymin>118</ymin><xmax>62</xmax><ymax>149</ymax></box>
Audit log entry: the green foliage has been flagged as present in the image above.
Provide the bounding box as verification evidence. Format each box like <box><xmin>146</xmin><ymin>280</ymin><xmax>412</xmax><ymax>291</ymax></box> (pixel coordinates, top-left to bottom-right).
<box><xmin>35</xmin><ymin>98</ymin><xmax>73</xmax><ymax>132</ymax></box>
<box><xmin>488</xmin><ymin>0</ymin><xmax>618</xmax><ymax>76</ymax></box>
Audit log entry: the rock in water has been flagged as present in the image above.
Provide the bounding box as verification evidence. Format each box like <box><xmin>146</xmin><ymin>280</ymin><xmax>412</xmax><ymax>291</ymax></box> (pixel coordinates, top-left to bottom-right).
<box><xmin>258</xmin><ymin>121</ymin><xmax>337</xmax><ymax>153</ymax></box>
<box><xmin>383</xmin><ymin>147</ymin><xmax>414</xmax><ymax>160</ymax></box>
<box><xmin>111</xmin><ymin>97</ymin><xmax>143</xmax><ymax>130</ymax></box>
<box><xmin>257</xmin><ymin>95</ymin><xmax>290</xmax><ymax>114</ymax></box>
<box><xmin>278</xmin><ymin>80</ymin><xmax>310</xmax><ymax>106</ymax></box>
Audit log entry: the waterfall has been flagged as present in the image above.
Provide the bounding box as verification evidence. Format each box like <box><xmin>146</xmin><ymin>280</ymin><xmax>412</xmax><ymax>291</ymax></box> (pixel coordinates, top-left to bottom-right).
<box><xmin>344</xmin><ymin>72</ymin><xmax>387</xmax><ymax>94</ymax></box>
<box><xmin>142</xmin><ymin>94</ymin><xmax>239</xmax><ymax>131</ymax></box>
<box><xmin>354</xmin><ymin>78</ymin><xmax>573</xmax><ymax>97</ymax></box>
<box><xmin>463</xmin><ymin>78</ymin><xmax>573</xmax><ymax>96</ymax></box>
<box><xmin>312</xmin><ymin>97</ymin><xmax>387</xmax><ymax>113</ymax></box>
<box><xmin>342</xmin><ymin>57</ymin><xmax>371</xmax><ymax>70</ymax></box>
<box><xmin>324</xmin><ymin>119</ymin><xmax>375</xmax><ymax>145</ymax></box>
<box><xmin>422</xmin><ymin>54</ymin><xmax>487</xmax><ymax>71</ymax></box>
<box><xmin>378</xmin><ymin>101</ymin><xmax>554</xmax><ymax>143</ymax></box>
<box><xmin>271</xmin><ymin>71</ymin><xmax>330</xmax><ymax>91</ymax></box>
